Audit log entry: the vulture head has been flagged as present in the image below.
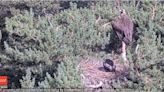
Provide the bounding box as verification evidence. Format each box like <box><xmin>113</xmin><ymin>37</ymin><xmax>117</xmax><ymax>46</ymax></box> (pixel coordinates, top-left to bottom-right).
<box><xmin>119</xmin><ymin>9</ymin><xmax>126</xmax><ymax>15</ymax></box>
<box><xmin>118</xmin><ymin>9</ymin><xmax>127</xmax><ymax>19</ymax></box>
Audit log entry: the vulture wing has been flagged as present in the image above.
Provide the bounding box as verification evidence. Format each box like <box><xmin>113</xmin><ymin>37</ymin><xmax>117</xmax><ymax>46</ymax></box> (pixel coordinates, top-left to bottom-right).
<box><xmin>111</xmin><ymin>14</ymin><xmax>133</xmax><ymax>45</ymax></box>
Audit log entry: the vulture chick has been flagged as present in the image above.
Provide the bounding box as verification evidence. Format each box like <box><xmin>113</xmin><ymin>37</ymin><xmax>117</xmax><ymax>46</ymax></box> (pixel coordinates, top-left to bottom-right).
<box><xmin>103</xmin><ymin>59</ymin><xmax>116</xmax><ymax>72</ymax></box>
<box><xmin>111</xmin><ymin>9</ymin><xmax>134</xmax><ymax>62</ymax></box>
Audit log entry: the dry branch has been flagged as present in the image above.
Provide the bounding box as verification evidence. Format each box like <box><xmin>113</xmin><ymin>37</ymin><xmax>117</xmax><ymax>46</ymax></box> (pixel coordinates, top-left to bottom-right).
<box><xmin>151</xmin><ymin>0</ymin><xmax>158</xmax><ymax>20</ymax></box>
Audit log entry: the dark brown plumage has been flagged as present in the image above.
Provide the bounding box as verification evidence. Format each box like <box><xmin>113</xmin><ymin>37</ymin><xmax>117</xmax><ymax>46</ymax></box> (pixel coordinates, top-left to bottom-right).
<box><xmin>111</xmin><ymin>9</ymin><xmax>134</xmax><ymax>62</ymax></box>
<box><xmin>111</xmin><ymin>9</ymin><xmax>134</xmax><ymax>45</ymax></box>
<box><xmin>103</xmin><ymin>59</ymin><xmax>116</xmax><ymax>72</ymax></box>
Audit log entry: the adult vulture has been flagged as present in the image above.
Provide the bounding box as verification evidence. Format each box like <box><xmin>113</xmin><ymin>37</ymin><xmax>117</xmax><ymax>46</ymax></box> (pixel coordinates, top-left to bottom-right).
<box><xmin>111</xmin><ymin>9</ymin><xmax>134</xmax><ymax>61</ymax></box>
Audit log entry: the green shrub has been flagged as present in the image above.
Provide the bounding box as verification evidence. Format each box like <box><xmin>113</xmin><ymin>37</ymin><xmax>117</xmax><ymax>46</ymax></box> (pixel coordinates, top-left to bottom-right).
<box><xmin>0</xmin><ymin>1</ymin><xmax>163</xmax><ymax>90</ymax></box>
<box><xmin>3</xmin><ymin>3</ymin><xmax>112</xmax><ymax>88</ymax></box>
<box><xmin>38</xmin><ymin>56</ymin><xmax>82</xmax><ymax>88</ymax></box>
<box><xmin>20</xmin><ymin>68</ymin><xmax>35</xmax><ymax>88</ymax></box>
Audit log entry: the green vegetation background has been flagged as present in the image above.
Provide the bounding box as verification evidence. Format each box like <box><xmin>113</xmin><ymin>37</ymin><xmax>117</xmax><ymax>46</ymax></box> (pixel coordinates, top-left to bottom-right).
<box><xmin>0</xmin><ymin>1</ymin><xmax>163</xmax><ymax>91</ymax></box>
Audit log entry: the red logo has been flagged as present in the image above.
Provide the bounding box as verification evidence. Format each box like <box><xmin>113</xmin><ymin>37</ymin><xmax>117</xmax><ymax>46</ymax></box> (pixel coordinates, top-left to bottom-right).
<box><xmin>0</xmin><ymin>76</ymin><xmax>8</xmax><ymax>87</ymax></box>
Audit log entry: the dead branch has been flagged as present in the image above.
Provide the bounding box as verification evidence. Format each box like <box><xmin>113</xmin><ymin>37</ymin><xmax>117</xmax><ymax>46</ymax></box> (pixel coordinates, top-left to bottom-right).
<box><xmin>135</xmin><ymin>0</ymin><xmax>141</xmax><ymax>9</ymax></box>
<box><xmin>135</xmin><ymin>44</ymin><xmax>139</xmax><ymax>54</ymax></box>
<box><xmin>115</xmin><ymin>0</ymin><xmax>121</xmax><ymax>10</ymax></box>
<box><xmin>102</xmin><ymin>22</ymin><xmax>111</xmax><ymax>29</ymax></box>
<box><xmin>151</xmin><ymin>0</ymin><xmax>158</xmax><ymax>20</ymax></box>
<box><xmin>80</xmin><ymin>74</ymin><xmax>103</xmax><ymax>88</ymax></box>
<box><xmin>95</xmin><ymin>16</ymin><xmax>101</xmax><ymax>24</ymax></box>
<box><xmin>87</xmin><ymin>81</ymin><xmax>103</xmax><ymax>88</ymax></box>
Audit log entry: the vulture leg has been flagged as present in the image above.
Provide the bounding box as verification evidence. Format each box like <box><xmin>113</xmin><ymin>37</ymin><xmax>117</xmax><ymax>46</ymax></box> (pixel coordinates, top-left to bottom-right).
<box><xmin>121</xmin><ymin>41</ymin><xmax>127</xmax><ymax>62</ymax></box>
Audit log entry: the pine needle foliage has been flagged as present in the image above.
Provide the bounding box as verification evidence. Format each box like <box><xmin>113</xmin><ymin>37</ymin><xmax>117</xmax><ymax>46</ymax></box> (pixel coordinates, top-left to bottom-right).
<box><xmin>0</xmin><ymin>1</ymin><xmax>163</xmax><ymax>90</ymax></box>
<box><xmin>20</xmin><ymin>68</ymin><xmax>35</xmax><ymax>88</ymax></box>
<box><xmin>38</xmin><ymin>56</ymin><xmax>82</xmax><ymax>89</ymax></box>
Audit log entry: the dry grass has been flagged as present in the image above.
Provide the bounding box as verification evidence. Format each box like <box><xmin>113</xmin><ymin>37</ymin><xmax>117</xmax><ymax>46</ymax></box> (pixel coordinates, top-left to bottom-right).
<box><xmin>78</xmin><ymin>56</ymin><xmax>130</xmax><ymax>88</ymax></box>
